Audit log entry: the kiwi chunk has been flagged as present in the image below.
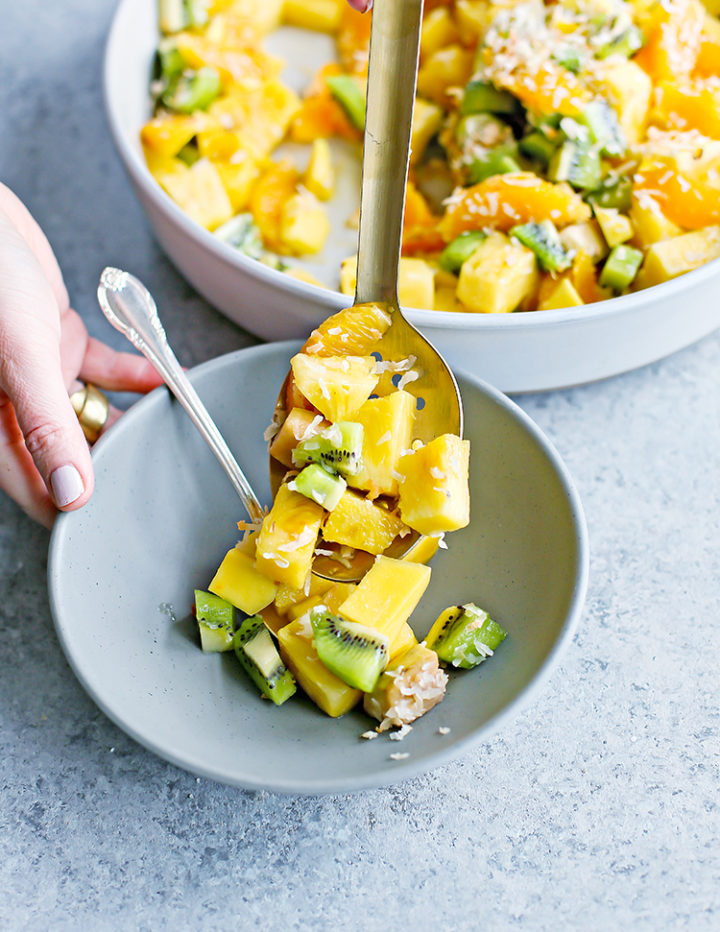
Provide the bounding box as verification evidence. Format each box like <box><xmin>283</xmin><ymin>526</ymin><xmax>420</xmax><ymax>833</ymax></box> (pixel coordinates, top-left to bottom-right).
<box><xmin>233</xmin><ymin>616</ymin><xmax>296</xmax><ymax>705</ymax></box>
<box><xmin>425</xmin><ymin>603</ymin><xmax>507</xmax><ymax>669</ymax></box>
<box><xmin>194</xmin><ymin>589</ymin><xmax>236</xmax><ymax>652</ymax></box>
<box><xmin>290</xmin><ymin>463</ymin><xmax>347</xmax><ymax>511</ymax></box>
<box><xmin>292</xmin><ymin>421</ymin><xmax>363</xmax><ymax>478</ymax></box>
<box><xmin>310</xmin><ymin>606</ymin><xmax>389</xmax><ymax>692</ymax></box>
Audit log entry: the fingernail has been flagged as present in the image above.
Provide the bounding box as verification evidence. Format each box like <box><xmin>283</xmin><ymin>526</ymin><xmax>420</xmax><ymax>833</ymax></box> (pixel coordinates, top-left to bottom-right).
<box><xmin>50</xmin><ymin>464</ymin><xmax>85</xmax><ymax>507</ymax></box>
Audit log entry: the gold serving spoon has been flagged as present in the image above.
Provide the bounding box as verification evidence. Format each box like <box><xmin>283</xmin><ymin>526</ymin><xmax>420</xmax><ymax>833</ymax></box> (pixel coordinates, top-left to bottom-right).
<box><xmin>270</xmin><ymin>0</ymin><xmax>463</xmax><ymax>580</ymax></box>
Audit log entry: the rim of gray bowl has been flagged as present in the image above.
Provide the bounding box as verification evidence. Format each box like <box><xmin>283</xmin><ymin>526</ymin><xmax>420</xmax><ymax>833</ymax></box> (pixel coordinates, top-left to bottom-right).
<box><xmin>48</xmin><ymin>342</ymin><xmax>590</xmax><ymax>794</ymax></box>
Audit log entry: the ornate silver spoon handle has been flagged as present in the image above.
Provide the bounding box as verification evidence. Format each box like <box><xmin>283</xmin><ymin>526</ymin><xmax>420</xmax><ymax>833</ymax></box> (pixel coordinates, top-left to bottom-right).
<box><xmin>97</xmin><ymin>267</ymin><xmax>265</xmax><ymax>524</ymax></box>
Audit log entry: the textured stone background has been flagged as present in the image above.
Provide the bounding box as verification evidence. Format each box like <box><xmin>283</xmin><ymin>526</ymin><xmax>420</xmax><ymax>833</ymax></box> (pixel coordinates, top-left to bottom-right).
<box><xmin>1</xmin><ymin>2</ymin><xmax>719</xmax><ymax>929</ymax></box>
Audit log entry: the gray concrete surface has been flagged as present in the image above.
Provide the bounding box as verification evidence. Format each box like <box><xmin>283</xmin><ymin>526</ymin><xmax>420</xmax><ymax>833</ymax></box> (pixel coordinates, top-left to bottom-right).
<box><xmin>1</xmin><ymin>2</ymin><xmax>719</xmax><ymax>929</ymax></box>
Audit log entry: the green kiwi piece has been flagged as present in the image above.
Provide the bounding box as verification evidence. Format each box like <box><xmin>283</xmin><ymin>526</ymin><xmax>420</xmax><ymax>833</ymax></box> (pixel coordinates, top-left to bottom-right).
<box><xmin>425</xmin><ymin>603</ymin><xmax>507</xmax><ymax>669</ymax></box>
<box><xmin>233</xmin><ymin>616</ymin><xmax>296</xmax><ymax>705</ymax></box>
<box><xmin>290</xmin><ymin>463</ymin><xmax>347</xmax><ymax>511</ymax></box>
<box><xmin>292</xmin><ymin>421</ymin><xmax>364</xmax><ymax>478</ymax></box>
<box><xmin>194</xmin><ymin>589</ymin><xmax>236</xmax><ymax>652</ymax></box>
<box><xmin>310</xmin><ymin>606</ymin><xmax>389</xmax><ymax>692</ymax></box>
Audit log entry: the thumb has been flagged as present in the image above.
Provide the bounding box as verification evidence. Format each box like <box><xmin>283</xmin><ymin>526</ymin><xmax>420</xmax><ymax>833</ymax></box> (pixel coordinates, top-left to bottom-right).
<box><xmin>6</xmin><ymin>347</ymin><xmax>94</xmax><ymax>512</ymax></box>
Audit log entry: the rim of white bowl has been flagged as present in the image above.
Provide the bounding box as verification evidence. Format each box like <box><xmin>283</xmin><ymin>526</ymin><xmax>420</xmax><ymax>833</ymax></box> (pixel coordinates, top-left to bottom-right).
<box><xmin>102</xmin><ymin>0</ymin><xmax>720</xmax><ymax>336</ymax></box>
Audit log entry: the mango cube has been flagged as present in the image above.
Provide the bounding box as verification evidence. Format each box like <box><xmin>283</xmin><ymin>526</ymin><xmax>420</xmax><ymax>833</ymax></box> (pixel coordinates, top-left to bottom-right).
<box><xmin>348</xmin><ymin>390</ymin><xmax>416</xmax><ymax>498</ymax></box>
<box><xmin>209</xmin><ymin>547</ymin><xmax>277</xmax><ymax>615</ymax></box>
<box><xmin>321</xmin><ymin>491</ymin><xmax>409</xmax><ymax>554</ymax></box>
<box><xmin>278</xmin><ymin>617</ymin><xmax>361</xmax><ymax>717</ymax></box>
<box><xmin>397</xmin><ymin>434</ymin><xmax>470</xmax><ymax>535</ymax></box>
<box><xmin>538</xmin><ymin>277</ymin><xmax>584</xmax><ymax>311</ymax></box>
<box><xmin>338</xmin><ymin>555</ymin><xmax>431</xmax><ymax>644</ymax></box>
<box><xmin>634</xmin><ymin>227</ymin><xmax>720</xmax><ymax>288</ymax></box>
<box><xmin>255</xmin><ymin>483</ymin><xmax>324</xmax><ymax>588</ymax></box>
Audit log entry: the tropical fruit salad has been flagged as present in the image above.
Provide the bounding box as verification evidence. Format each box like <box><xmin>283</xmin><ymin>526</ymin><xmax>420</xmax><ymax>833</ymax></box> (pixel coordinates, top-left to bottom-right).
<box><xmin>144</xmin><ymin>0</ymin><xmax>720</xmax><ymax>314</ymax></box>
<box><xmin>191</xmin><ymin>302</ymin><xmax>507</xmax><ymax>733</ymax></box>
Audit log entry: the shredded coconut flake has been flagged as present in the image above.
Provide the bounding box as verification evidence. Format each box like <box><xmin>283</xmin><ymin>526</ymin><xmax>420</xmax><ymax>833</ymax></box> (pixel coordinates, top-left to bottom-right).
<box><xmin>438</xmin><ymin>726</ymin><xmax>451</xmax><ymax>735</ymax></box>
<box><xmin>389</xmin><ymin>752</ymin><xmax>410</xmax><ymax>761</ymax></box>
<box><xmin>389</xmin><ymin>724</ymin><xmax>413</xmax><ymax>741</ymax></box>
<box><xmin>360</xmin><ymin>730</ymin><xmax>379</xmax><ymax>740</ymax></box>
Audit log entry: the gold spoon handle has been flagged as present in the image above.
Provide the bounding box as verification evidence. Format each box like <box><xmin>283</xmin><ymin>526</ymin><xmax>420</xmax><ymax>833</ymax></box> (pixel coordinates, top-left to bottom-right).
<box><xmin>354</xmin><ymin>0</ymin><xmax>424</xmax><ymax>307</ymax></box>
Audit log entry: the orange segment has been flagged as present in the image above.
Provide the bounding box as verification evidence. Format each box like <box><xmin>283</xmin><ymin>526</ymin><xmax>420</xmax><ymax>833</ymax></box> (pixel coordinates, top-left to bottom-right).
<box><xmin>438</xmin><ymin>173</ymin><xmax>591</xmax><ymax>239</ymax></box>
<box><xmin>633</xmin><ymin>163</ymin><xmax>720</xmax><ymax>230</ymax></box>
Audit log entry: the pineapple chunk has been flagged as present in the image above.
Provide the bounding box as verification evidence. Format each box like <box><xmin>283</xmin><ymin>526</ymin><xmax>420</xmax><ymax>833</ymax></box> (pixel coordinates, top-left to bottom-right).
<box><xmin>280</xmin><ymin>191</ymin><xmax>331</xmax><ymax>255</ymax></box>
<box><xmin>629</xmin><ymin>194</ymin><xmax>682</xmax><ymax>249</ymax></box>
<box><xmin>597</xmin><ymin>59</ymin><xmax>652</xmax><ymax>144</ymax></box>
<box><xmin>321</xmin><ymin>491</ymin><xmax>409</xmax><ymax>554</ymax></box>
<box><xmin>269</xmin><ymin>408</ymin><xmax>329</xmax><ymax>469</ymax></box>
<box><xmin>282</xmin><ymin>0</ymin><xmax>344</xmax><ymax>33</ymax></box>
<box><xmin>390</xmin><ymin>621</ymin><xmax>418</xmax><ymax>660</ymax></box>
<box><xmin>305</xmin><ymin>138</ymin><xmax>335</xmax><ymax>201</ymax></box>
<box><xmin>274</xmin><ymin>576</ymin><xmax>333</xmax><ymax>615</ymax></box>
<box><xmin>364</xmin><ymin>642</ymin><xmax>448</xmax><ymax>730</ymax></box>
<box><xmin>338</xmin><ymin>555</ymin><xmax>431</xmax><ymax>645</ymax></box>
<box><xmin>286</xmin><ymin>582</ymin><xmax>355</xmax><ymax>621</ymax></box>
<box><xmin>398</xmin><ymin>434</ymin><xmax>470</xmax><ymax>535</ymax></box>
<box><xmin>398</xmin><ymin>258</ymin><xmax>436</xmax><ymax>309</ymax></box>
<box><xmin>537</xmin><ymin>277</ymin><xmax>585</xmax><ymax>311</ymax></box>
<box><xmin>411</xmin><ymin>98</ymin><xmax>444</xmax><ymax>165</ymax></box>
<box><xmin>209</xmin><ymin>547</ymin><xmax>277</xmax><ymax>615</ymax></box>
<box><xmin>154</xmin><ymin>157</ymin><xmax>234</xmax><ymax>230</ymax></box>
<box><xmin>338</xmin><ymin>257</ymin><xmax>436</xmax><ymax>310</ymax></box>
<box><xmin>416</xmin><ymin>44</ymin><xmax>474</xmax><ymax>106</ymax></box>
<box><xmin>433</xmin><ymin>285</ymin><xmax>464</xmax><ymax>312</ymax></box>
<box><xmin>215</xmin><ymin>154</ymin><xmax>261</xmax><ymax>212</ymax></box>
<box><xmin>402</xmin><ymin>535</ymin><xmax>440</xmax><ymax>564</ymax></box>
<box><xmin>456</xmin><ymin>232</ymin><xmax>538</xmax><ymax>314</ymax></box>
<box><xmin>141</xmin><ymin>114</ymin><xmax>206</xmax><ymax>157</ymax></box>
<box><xmin>421</xmin><ymin>7</ymin><xmax>460</xmax><ymax>58</ymax></box>
<box><xmin>348</xmin><ymin>390</ymin><xmax>416</xmax><ymax>498</ymax></box>
<box><xmin>290</xmin><ymin>354</ymin><xmax>378</xmax><ymax>422</ymax></box>
<box><xmin>303</xmin><ymin>302</ymin><xmax>392</xmax><ymax>356</ymax></box>
<box><xmin>278</xmin><ymin>616</ymin><xmax>362</xmax><ymax>717</ymax></box>
<box><xmin>594</xmin><ymin>207</ymin><xmax>634</xmax><ymax>248</ymax></box>
<box><xmin>255</xmin><ymin>483</ymin><xmax>324</xmax><ymax>588</ymax></box>
<box><xmin>634</xmin><ymin>227</ymin><xmax>720</xmax><ymax>288</ymax></box>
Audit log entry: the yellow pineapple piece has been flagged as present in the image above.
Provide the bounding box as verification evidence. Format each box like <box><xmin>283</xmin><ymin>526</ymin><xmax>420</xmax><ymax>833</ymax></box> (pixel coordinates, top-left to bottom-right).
<box><xmin>153</xmin><ymin>158</ymin><xmax>234</xmax><ymax>230</ymax></box>
<box><xmin>420</xmin><ymin>6</ymin><xmax>460</xmax><ymax>58</ymax></box>
<box><xmin>280</xmin><ymin>190</ymin><xmax>331</xmax><ymax>255</ymax></box>
<box><xmin>433</xmin><ymin>286</ymin><xmax>464</xmax><ymax>312</ymax></box>
<box><xmin>141</xmin><ymin>114</ymin><xmax>207</xmax><ymax>157</ymax></box>
<box><xmin>290</xmin><ymin>354</ymin><xmax>378</xmax><ymax>422</ymax></box>
<box><xmin>282</xmin><ymin>0</ymin><xmax>344</xmax><ymax>32</ymax></box>
<box><xmin>348</xmin><ymin>390</ymin><xmax>416</xmax><ymax>498</ymax></box>
<box><xmin>398</xmin><ymin>434</ymin><xmax>470</xmax><ymax>535</ymax></box>
<box><xmin>537</xmin><ymin>278</ymin><xmax>584</xmax><ymax>311</ymax></box>
<box><xmin>594</xmin><ymin>207</ymin><xmax>634</xmax><ymax>248</ymax></box>
<box><xmin>215</xmin><ymin>153</ymin><xmax>261</xmax><ymax>211</ymax></box>
<box><xmin>597</xmin><ymin>59</ymin><xmax>652</xmax><ymax>144</ymax></box>
<box><xmin>255</xmin><ymin>483</ymin><xmax>324</xmax><ymax>588</ymax></box>
<box><xmin>305</xmin><ymin>138</ymin><xmax>335</xmax><ymax>201</ymax></box>
<box><xmin>269</xmin><ymin>408</ymin><xmax>329</xmax><ymax>469</ymax></box>
<box><xmin>209</xmin><ymin>547</ymin><xmax>277</xmax><ymax>614</ymax></box>
<box><xmin>402</xmin><ymin>535</ymin><xmax>440</xmax><ymax>565</ymax></box>
<box><xmin>629</xmin><ymin>194</ymin><xmax>682</xmax><ymax>249</ymax></box>
<box><xmin>278</xmin><ymin>617</ymin><xmax>362</xmax><ymax>717</ymax></box>
<box><xmin>338</xmin><ymin>555</ymin><xmax>431</xmax><ymax>645</ymax></box>
<box><xmin>411</xmin><ymin>98</ymin><xmax>444</xmax><ymax>165</ymax></box>
<box><xmin>364</xmin><ymin>642</ymin><xmax>448</xmax><ymax>730</ymax></box>
<box><xmin>303</xmin><ymin>302</ymin><xmax>392</xmax><ymax>356</ymax></box>
<box><xmin>390</xmin><ymin>621</ymin><xmax>418</xmax><ymax>660</ymax></box>
<box><xmin>207</xmin><ymin>80</ymin><xmax>300</xmax><ymax>160</ymax></box>
<box><xmin>338</xmin><ymin>257</ymin><xmax>436</xmax><ymax>310</ymax></box>
<box><xmin>321</xmin><ymin>491</ymin><xmax>409</xmax><ymax>554</ymax></box>
<box><xmin>416</xmin><ymin>44</ymin><xmax>474</xmax><ymax>106</ymax></box>
<box><xmin>457</xmin><ymin>232</ymin><xmax>538</xmax><ymax>314</ymax></box>
<box><xmin>274</xmin><ymin>576</ymin><xmax>333</xmax><ymax>615</ymax></box>
<box><xmin>339</xmin><ymin>257</ymin><xmax>356</xmax><ymax>296</ymax></box>
<box><xmin>634</xmin><ymin>227</ymin><xmax>720</xmax><ymax>289</ymax></box>
<box><xmin>286</xmin><ymin>582</ymin><xmax>355</xmax><ymax>621</ymax></box>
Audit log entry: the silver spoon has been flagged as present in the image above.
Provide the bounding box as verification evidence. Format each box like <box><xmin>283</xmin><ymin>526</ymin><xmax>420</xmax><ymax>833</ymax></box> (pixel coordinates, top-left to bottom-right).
<box><xmin>97</xmin><ymin>266</ymin><xmax>265</xmax><ymax>525</ymax></box>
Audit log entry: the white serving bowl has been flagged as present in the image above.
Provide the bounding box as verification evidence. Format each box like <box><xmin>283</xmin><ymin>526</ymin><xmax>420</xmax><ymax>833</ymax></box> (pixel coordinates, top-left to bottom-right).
<box><xmin>103</xmin><ymin>0</ymin><xmax>720</xmax><ymax>392</ymax></box>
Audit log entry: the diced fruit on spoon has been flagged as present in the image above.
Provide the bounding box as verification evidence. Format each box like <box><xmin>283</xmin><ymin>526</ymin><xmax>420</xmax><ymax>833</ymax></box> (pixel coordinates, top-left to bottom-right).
<box><xmin>268</xmin><ymin>0</ymin><xmax>464</xmax><ymax>580</ymax></box>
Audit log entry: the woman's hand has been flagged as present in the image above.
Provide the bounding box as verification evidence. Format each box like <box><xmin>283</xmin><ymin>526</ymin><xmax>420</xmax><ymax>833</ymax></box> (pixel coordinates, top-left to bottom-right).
<box><xmin>0</xmin><ymin>183</ymin><xmax>163</xmax><ymax>527</ymax></box>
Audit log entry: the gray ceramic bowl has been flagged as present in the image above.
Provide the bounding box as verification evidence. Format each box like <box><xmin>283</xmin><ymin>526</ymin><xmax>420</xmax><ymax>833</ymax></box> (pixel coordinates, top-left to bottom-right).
<box><xmin>48</xmin><ymin>343</ymin><xmax>588</xmax><ymax>793</ymax></box>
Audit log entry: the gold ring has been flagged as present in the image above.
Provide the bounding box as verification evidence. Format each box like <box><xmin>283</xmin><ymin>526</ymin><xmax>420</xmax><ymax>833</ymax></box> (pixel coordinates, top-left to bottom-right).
<box><xmin>70</xmin><ymin>383</ymin><xmax>110</xmax><ymax>444</ymax></box>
